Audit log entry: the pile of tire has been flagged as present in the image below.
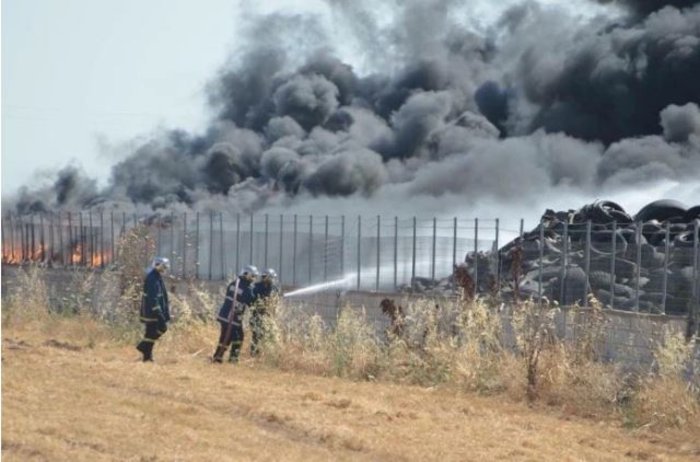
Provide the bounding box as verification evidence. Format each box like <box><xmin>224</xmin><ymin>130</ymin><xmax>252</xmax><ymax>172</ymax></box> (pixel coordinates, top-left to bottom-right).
<box><xmin>466</xmin><ymin>200</ymin><xmax>699</xmax><ymax>314</ymax></box>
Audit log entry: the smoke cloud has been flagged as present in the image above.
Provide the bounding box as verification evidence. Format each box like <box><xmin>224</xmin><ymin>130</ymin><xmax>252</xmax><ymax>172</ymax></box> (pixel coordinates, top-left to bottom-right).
<box><xmin>5</xmin><ymin>0</ymin><xmax>700</xmax><ymax>218</ymax></box>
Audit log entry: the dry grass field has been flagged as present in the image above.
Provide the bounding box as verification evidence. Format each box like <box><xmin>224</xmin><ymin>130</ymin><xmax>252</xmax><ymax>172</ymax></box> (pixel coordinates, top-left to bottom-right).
<box><xmin>3</xmin><ymin>316</ymin><xmax>700</xmax><ymax>462</ymax></box>
<box><xmin>2</xmin><ymin>262</ymin><xmax>699</xmax><ymax>461</ymax></box>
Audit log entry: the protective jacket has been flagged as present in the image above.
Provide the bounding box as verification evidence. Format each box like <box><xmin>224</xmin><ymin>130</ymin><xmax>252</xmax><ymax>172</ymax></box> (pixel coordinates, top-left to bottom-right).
<box><xmin>253</xmin><ymin>281</ymin><xmax>279</xmax><ymax>300</ymax></box>
<box><xmin>140</xmin><ymin>269</ymin><xmax>170</xmax><ymax>323</ymax></box>
<box><xmin>216</xmin><ymin>277</ymin><xmax>255</xmax><ymax>325</ymax></box>
<box><xmin>252</xmin><ymin>281</ymin><xmax>279</xmax><ymax>316</ymax></box>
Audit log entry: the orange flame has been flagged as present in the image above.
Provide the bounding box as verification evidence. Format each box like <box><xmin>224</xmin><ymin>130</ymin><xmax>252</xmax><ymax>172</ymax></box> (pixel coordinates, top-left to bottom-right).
<box><xmin>2</xmin><ymin>243</ymin><xmax>112</xmax><ymax>267</ymax></box>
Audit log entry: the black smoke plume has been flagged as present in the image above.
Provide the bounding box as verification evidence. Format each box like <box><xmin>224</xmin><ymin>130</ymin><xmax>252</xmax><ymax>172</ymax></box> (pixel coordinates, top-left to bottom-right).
<box><xmin>5</xmin><ymin>1</ymin><xmax>700</xmax><ymax>217</ymax></box>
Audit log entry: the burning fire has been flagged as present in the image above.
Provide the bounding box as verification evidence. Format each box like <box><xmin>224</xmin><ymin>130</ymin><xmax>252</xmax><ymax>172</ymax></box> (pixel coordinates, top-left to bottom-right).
<box><xmin>2</xmin><ymin>243</ymin><xmax>112</xmax><ymax>268</ymax></box>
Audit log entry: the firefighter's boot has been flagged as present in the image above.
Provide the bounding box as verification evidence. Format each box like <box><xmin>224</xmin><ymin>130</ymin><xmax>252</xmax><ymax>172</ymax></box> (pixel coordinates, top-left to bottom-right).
<box><xmin>212</xmin><ymin>345</ymin><xmax>226</xmax><ymax>363</ymax></box>
<box><xmin>229</xmin><ymin>342</ymin><xmax>242</xmax><ymax>363</ymax></box>
<box><xmin>137</xmin><ymin>341</ymin><xmax>154</xmax><ymax>362</ymax></box>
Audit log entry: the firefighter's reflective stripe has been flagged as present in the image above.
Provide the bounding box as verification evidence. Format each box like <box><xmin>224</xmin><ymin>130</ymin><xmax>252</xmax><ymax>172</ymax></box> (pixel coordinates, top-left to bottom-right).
<box><xmin>225</xmin><ymin>296</ymin><xmax>235</xmax><ymax>301</ymax></box>
<box><xmin>141</xmin><ymin>337</ymin><xmax>156</xmax><ymax>343</ymax></box>
<box><xmin>140</xmin><ymin>316</ymin><xmax>158</xmax><ymax>322</ymax></box>
<box><xmin>217</xmin><ymin>316</ymin><xmax>242</xmax><ymax>326</ymax></box>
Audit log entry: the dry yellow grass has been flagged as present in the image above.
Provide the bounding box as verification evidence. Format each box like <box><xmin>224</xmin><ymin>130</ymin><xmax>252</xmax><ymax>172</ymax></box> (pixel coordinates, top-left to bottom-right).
<box><xmin>3</xmin><ymin>318</ymin><xmax>700</xmax><ymax>462</ymax></box>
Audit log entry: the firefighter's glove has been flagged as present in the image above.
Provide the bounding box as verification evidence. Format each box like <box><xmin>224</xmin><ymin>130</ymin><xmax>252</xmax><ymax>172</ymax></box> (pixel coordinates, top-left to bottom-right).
<box><xmin>156</xmin><ymin>312</ymin><xmax>168</xmax><ymax>334</ymax></box>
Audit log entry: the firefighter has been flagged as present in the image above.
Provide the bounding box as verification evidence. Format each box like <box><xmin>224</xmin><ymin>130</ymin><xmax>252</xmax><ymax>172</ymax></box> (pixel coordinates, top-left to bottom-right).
<box><xmin>250</xmin><ymin>268</ymin><xmax>280</xmax><ymax>356</ymax></box>
<box><xmin>212</xmin><ymin>265</ymin><xmax>258</xmax><ymax>363</ymax></box>
<box><xmin>136</xmin><ymin>257</ymin><xmax>171</xmax><ymax>362</ymax></box>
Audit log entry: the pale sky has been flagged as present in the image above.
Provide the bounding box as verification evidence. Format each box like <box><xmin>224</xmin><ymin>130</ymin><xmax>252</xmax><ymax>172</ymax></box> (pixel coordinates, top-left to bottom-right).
<box><xmin>2</xmin><ymin>0</ymin><xmax>246</xmax><ymax>195</ymax></box>
<box><xmin>1</xmin><ymin>0</ymin><xmax>613</xmax><ymax>198</ymax></box>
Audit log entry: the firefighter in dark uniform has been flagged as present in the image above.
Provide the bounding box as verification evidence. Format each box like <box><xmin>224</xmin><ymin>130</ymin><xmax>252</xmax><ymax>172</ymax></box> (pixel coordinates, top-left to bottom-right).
<box><xmin>212</xmin><ymin>265</ymin><xmax>258</xmax><ymax>363</ymax></box>
<box><xmin>136</xmin><ymin>257</ymin><xmax>171</xmax><ymax>362</ymax></box>
<box><xmin>250</xmin><ymin>268</ymin><xmax>280</xmax><ymax>356</ymax></box>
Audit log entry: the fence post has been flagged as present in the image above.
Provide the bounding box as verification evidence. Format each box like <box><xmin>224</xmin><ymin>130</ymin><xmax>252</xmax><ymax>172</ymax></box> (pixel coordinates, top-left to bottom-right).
<box><xmin>17</xmin><ymin>216</ymin><xmax>22</xmax><ymax>261</ymax></box>
<box><xmin>324</xmin><ymin>215</ymin><xmax>329</xmax><ymax>282</ymax></box>
<box><xmin>219</xmin><ymin>212</ymin><xmax>225</xmax><ymax>280</ymax></box>
<box><xmin>235</xmin><ymin>213</ymin><xmax>240</xmax><ymax>276</ymax></box>
<box><xmin>110</xmin><ymin>212</ymin><xmax>114</xmax><ymax>267</ymax></box>
<box><xmin>634</xmin><ymin>222</ymin><xmax>642</xmax><ymax>312</ymax></box>
<box><xmin>662</xmin><ymin>222</ymin><xmax>670</xmax><ymax>314</ymax></box>
<box><xmin>19</xmin><ymin>216</ymin><xmax>25</xmax><ymax>261</ymax></box>
<box><xmin>27</xmin><ymin>217</ymin><xmax>32</xmax><ymax>261</ymax></box>
<box><xmin>376</xmin><ymin>215</ymin><xmax>381</xmax><ymax>291</ymax></box>
<box><xmin>89</xmin><ymin>211</ymin><xmax>94</xmax><ymax>265</ymax></box>
<box><xmin>309</xmin><ymin>215</ymin><xmax>313</xmax><ymax>284</ymax></box>
<box><xmin>68</xmin><ymin>212</ymin><xmax>73</xmax><ymax>266</ymax></box>
<box><xmin>394</xmin><ymin>216</ymin><xmax>398</xmax><ymax>290</ymax></box>
<box><xmin>249</xmin><ymin>214</ymin><xmax>254</xmax><ymax>265</ymax></box>
<box><xmin>431</xmin><ymin>217</ymin><xmax>437</xmax><ymax>282</ymax></box>
<box><xmin>58</xmin><ymin>212</ymin><xmax>64</xmax><ymax>266</ymax></box>
<box><xmin>538</xmin><ymin>218</ymin><xmax>544</xmax><ymax>306</ymax></box>
<box><xmin>209</xmin><ymin>212</ymin><xmax>214</xmax><ymax>280</ymax></box>
<box><xmin>610</xmin><ymin>221</ymin><xmax>617</xmax><ymax>310</ymax></box>
<box><xmin>99</xmin><ymin>211</ymin><xmax>104</xmax><ymax>268</ymax></box>
<box><xmin>474</xmin><ymin>218</ymin><xmax>479</xmax><ymax>296</ymax></box>
<box><xmin>183</xmin><ymin>213</ymin><xmax>188</xmax><ymax>279</ymax></box>
<box><xmin>584</xmin><ymin>220</ymin><xmax>591</xmax><ymax>307</ymax></box>
<box><xmin>30</xmin><ymin>216</ymin><xmax>36</xmax><ymax>262</ymax></box>
<box><xmin>171</xmin><ymin>211</ymin><xmax>176</xmax><ymax>274</ymax></box>
<box><xmin>293</xmin><ymin>214</ymin><xmax>298</xmax><ymax>286</ymax></box>
<box><xmin>40</xmin><ymin>213</ymin><xmax>46</xmax><ymax>263</ymax></box>
<box><xmin>8</xmin><ymin>214</ymin><xmax>15</xmax><ymax>262</ymax></box>
<box><xmin>79</xmin><ymin>212</ymin><xmax>84</xmax><ymax>266</ymax></box>
<box><xmin>560</xmin><ymin>221</ymin><xmax>568</xmax><ymax>305</ymax></box>
<box><xmin>279</xmin><ymin>214</ymin><xmax>284</xmax><ymax>284</ymax></box>
<box><xmin>5</xmin><ymin>215</ymin><xmax>12</xmax><ymax>262</ymax></box>
<box><xmin>50</xmin><ymin>212</ymin><xmax>56</xmax><ymax>265</ymax></box>
<box><xmin>195</xmin><ymin>212</ymin><xmax>200</xmax><ymax>279</ymax></box>
<box><xmin>264</xmin><ymin>214</ymin><xmax>269</xmax><ymax>270</ymax></box>
<box><xmin>495</xmin><ymin>218</ymin><xmax>501</xmax><ymax>291</ymax></box>
<box><xmin>29</xmin><ymin>217</ymin><xmax>34</xmax><ymax>262</ymax></box>
<box><xmin>411</xmin><ymin>217</ymin><xmax>417</xmax><ymax>282</ymax></box>
<box><xmin>520</xmin><ymin>218</ymin><xmax>524</xmax><ymax>239</ymax></box>
<box><xmin>357</xmin><ymin>215</ymin><xmax>362</xmax><ymax>290</ymax></box>
<box><xmin>693</xmin><ymin>221</ymin><xmax>699</xmax><ymax>323</ymax></box>
<box><xmin>157</xmin><ymin>216</ymin><xmax>163</xmax><ymax>257</ymax></box>
<box><xmin>453</xmin><ymin>217</ymin><xmax>457</xmax><ymax>270</ymax></box>
<box><xmin>340</xmin><ymin>215</ymin><xmax>345</xmax><ymax>276</ymax></box>
<box><xmin>1</xmin><ymin>215</ymin><xmax>6</xmax><ymax>262</ymax></box>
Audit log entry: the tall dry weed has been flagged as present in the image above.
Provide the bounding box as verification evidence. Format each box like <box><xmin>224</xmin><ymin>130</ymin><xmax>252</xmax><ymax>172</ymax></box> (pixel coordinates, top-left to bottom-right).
<box><xmin>511</xmin><ymin>298</ymin><xmax>560</xmax><ymax>402</ymax></box>
<box><xmin>630</xmin><ymin>332</ymin><xmax>700</xmax><ymax>430</ymax></box>
<box><xmin>2</xmin><ymin>265</ymin><xmax>50</xmax><ymax>327</ymax></box>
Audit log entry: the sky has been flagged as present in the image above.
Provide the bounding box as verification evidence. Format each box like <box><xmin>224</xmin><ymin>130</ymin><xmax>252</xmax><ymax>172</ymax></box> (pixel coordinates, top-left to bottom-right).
<box><xmin>1</xmin><ymin>0</ymin><xmax>607</xmax><ymax>196</ymax></box>
<box><xmin>2</xmin><ymin>0</ymin><xmax>699</xmax><ymax>226</ymax></box>
<box><xmin>2</xmin><ymin>0</ymin><xmax>242</xmax><ymax>194</ymax></box>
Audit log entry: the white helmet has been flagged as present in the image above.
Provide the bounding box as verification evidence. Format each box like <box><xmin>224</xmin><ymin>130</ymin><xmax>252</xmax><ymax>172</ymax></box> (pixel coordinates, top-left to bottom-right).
<box><xmin>151</xmin><ymin>256</ymin><xmax>170</xmax><ymax>271</ymax></box>
<box><xmin>262</xmin><ymin>268</ymin><xmax>277</xmax><ymax>280</ymax></box>
<box><xmin>239</xmin><ymin>265</ymin><xmax>259</xmax><ymax>277</ymax></box>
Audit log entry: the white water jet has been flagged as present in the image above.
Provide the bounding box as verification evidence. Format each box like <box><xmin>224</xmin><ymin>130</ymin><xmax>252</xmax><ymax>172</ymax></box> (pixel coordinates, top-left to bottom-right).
<box><xmin>283</xmin><ymin>273</ymin><xmax>357</xmax><ymax>298</ymax></box>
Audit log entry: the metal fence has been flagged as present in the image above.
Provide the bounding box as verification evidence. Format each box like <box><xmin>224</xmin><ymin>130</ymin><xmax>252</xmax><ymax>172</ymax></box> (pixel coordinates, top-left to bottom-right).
<box><xmin>1</xmin><ymin>211</ymin><xmax>698</xmax><ymax>316</ymax></box>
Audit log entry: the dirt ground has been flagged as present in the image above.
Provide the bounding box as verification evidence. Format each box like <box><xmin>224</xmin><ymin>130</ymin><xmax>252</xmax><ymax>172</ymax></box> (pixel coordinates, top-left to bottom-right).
<box><xmin>3</xmin><ymin>323</ymin><xmax>700</xmax><ymax>462</ymax></box>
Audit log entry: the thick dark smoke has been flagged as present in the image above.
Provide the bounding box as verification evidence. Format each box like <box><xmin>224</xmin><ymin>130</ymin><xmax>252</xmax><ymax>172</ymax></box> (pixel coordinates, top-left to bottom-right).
<box><xmin>6</xmin><ymin>1</ymin><xmax>700</xmax><ymax>217</ymax></box>
<box><xmin>512</xmin><ymin>2</ymin><xmax>700</xmax><ymax>143</ymax></box>
<box><xmin>599</xmin><ymin>1</ymin><xmax>700</xmax><ymax>17</ymax></box>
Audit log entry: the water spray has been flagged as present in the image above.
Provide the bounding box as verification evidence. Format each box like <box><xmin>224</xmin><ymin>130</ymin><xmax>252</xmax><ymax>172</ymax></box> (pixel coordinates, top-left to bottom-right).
<box><xmin>283</xmin><ymin>273</ymin><xmax>357</xmax><ymax>298</ymax></box>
